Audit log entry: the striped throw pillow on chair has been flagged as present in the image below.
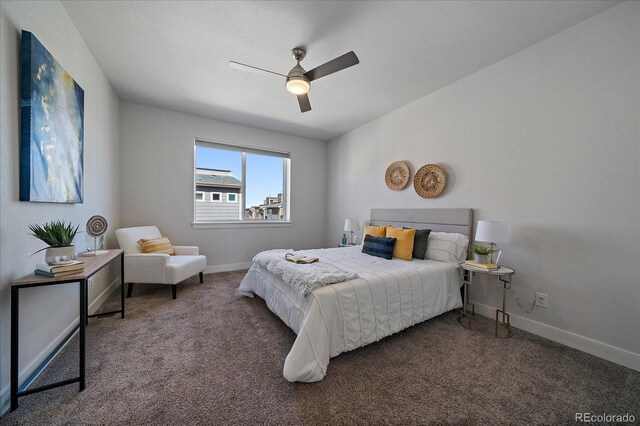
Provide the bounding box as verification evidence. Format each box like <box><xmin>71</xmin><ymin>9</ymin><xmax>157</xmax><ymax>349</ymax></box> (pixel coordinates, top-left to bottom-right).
<box><xmin>137</xmin><ymin>237</ymin><xmax>175</xmax><ymax>255</ymax></box>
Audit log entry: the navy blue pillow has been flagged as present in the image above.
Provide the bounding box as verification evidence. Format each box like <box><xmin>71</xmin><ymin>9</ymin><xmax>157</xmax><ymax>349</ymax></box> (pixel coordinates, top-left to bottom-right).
<box><xmin>362</xmin><ymin>234</ymin><xmax>397</xmax><ymax>260</ymax></box>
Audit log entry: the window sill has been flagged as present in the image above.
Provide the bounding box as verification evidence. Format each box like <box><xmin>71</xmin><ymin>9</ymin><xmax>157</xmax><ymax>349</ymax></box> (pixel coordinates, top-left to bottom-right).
<box><xmin>192</xmin><ymin>221</ymin><xmax>292</xmax><ymax>229</ymax></box>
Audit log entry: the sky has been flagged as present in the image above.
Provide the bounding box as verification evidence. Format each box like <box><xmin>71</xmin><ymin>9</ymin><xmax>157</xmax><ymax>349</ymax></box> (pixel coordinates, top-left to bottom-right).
<box><xmin>196</xmin><ymin>146</ymin><xmax>283</xmax><ymax>207</ymax></box>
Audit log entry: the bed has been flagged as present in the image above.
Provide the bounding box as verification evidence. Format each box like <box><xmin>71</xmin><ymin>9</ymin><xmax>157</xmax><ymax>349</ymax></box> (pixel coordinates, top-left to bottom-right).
<box><xmin>238</xmin><ymin>208</ymin><xmax>473</xmax><ymax>382</ymax></box>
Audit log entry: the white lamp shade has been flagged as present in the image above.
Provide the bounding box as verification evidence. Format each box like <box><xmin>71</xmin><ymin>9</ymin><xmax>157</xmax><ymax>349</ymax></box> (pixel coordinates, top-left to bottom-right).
<box><xmin>475</xmin><ymin>221</ymin><xmax>510</xmax><ymax>243</ymax></box>
<box><xmin>344</xmin><ymin>218</ymin><xmax>359</xmax><ymax>232</ymax></box>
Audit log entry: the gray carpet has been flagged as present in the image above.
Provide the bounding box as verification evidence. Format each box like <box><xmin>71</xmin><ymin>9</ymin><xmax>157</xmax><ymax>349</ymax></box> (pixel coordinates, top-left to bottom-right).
<box><xmin>2</xmin><ymin>271</ymin><xmax>638</xmax><ymax>425</ymax></box>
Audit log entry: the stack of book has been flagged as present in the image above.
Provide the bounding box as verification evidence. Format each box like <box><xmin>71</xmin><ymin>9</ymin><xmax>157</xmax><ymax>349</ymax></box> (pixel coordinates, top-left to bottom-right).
<box><xmin>463</xmin><ymin>259</ymin><xmax>498</xmax><ymax>271</ymax></box>
<box><xmin>35</xmin><ymin>261</ymin><xmax>84</xmax><ymax>278</ymax></box>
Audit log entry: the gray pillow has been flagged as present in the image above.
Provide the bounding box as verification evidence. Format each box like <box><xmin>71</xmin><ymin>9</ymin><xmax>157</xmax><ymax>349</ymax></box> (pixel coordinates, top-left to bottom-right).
<box><xmin>404</xmin><ymin>227</ymin><xmax>431</xmax><ymax>259</ymax></box>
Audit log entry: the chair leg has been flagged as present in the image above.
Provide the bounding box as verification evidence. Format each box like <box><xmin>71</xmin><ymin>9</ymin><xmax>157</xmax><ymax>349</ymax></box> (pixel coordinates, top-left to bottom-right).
<box><xmin>127</xmin><ymin>283</ymin><xmax>134</xmax><ymax>298</ymax></box>
<box><xmin>172</xmin><ymin>284</ymin><xmax>177</xmax><ymax>299</ymax></box>
<box><xmin>199</xmin><ymin>272</ymin><xmax>204</xmax><ymax>284</ymax></box>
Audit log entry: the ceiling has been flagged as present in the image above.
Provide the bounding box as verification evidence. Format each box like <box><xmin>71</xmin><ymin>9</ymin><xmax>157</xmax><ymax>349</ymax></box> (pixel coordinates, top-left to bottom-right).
<box><xmin>62</xmin><ymin>1</ymin><xmax>619</xmax><ymax>141</ymax></box>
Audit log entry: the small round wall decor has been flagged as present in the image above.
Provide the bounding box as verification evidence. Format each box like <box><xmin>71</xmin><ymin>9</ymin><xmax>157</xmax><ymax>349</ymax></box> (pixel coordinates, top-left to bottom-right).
<box><xmin>414</xmin><ymin>164</ymin><xmax>447</xmax><ymax>198</ymax></box>
<box><xmin>385</xmin><ymin>161</ymin><xmax>410</xmax><ymax>191</ymax></box>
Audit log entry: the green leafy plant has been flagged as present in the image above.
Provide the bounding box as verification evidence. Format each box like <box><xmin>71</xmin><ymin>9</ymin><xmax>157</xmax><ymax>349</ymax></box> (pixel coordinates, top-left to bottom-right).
<box><xmin>28</xmin><ymin>220</ymin><xmax>79</xmax><ymax>254</ymax></box>
<box><xmin>471</xmin><ymin>245</ymin><xmax>493</xmax><ymax>255</ymax></box>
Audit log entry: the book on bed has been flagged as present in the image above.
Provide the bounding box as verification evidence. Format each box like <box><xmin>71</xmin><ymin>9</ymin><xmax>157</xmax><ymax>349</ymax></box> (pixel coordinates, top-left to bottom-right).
<box><xmin>285</xmin><ymin>253</ymin><xmax>319</xmax><ymax>264</ymax></box>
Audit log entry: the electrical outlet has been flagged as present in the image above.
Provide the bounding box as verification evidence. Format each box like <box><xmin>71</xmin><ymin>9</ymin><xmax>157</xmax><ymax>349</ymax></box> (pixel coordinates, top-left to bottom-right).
<box><xmin>535</xmin><ymin>292</ymin><xmax>548</xmax><ymax>308</ymax></box>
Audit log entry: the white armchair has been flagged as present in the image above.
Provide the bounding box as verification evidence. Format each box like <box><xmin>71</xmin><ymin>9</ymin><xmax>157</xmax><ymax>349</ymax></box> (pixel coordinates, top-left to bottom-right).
<box><xmin>115</xmin><ymin>226</ymin><xmax>207</xmax><ymax>299</ymax></box>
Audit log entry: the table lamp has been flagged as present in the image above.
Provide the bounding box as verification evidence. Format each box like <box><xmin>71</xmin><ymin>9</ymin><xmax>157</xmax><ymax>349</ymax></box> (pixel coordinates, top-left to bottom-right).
<box><xmin>475</xmin><ymin>221</ymin><xmax>510</xmax><ymax>265</ymax></box>
<box><xmin>344</xmin><ymin>219</ymin><xmax>359</xmax><ymax>245</ymax></box>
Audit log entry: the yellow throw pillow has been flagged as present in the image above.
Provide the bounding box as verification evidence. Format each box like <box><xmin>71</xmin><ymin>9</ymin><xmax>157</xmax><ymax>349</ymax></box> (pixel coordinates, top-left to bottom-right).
<box><xmin>137</xmin><ymin>237</ymin><xmax>175</xmax><ymax>255</ymax></box>
<box><xmin>386</xmin><ymin>227</ymin><xmax>416</xmax><ymax>261</ymax></box>
<box><xmin>363</xmin><ymin>225</ymin><xmax>388</xmax><ymax>238</ymax></box>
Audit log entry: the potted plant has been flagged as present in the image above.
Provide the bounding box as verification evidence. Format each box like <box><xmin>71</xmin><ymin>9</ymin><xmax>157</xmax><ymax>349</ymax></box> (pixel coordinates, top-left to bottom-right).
<box><xmin>471</xmin><ymin>245</ymin><xmax>493</xmax><ymax>264</ymax></box>
<box><xmin>29</xmin><ymin>220</ymin><xmax>79</xmax><ymax>265</ymax></box>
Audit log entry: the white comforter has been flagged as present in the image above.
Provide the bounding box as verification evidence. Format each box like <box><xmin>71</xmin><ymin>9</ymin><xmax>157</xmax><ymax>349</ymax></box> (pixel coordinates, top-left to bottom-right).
<box><xmin>238</xmin><ymin>246</ymin><xmax>463</xmax><ymax>382</ymax></box>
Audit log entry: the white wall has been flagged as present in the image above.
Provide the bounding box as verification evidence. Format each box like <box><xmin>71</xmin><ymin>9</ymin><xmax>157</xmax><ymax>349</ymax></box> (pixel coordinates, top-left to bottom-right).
<box><xmin>119</xmin><ymin>102</ymin><xmax>327</xmax><ymax>270</ymax></box>
<box><xmin>0</xmin><ymin>0</ymin><xmax>120</xmax><ymax>413</ymax></box>
<box><xmin>326</xmin><ymin>2</ymin><xmax>640</xmax><ymax>369</ymax></box>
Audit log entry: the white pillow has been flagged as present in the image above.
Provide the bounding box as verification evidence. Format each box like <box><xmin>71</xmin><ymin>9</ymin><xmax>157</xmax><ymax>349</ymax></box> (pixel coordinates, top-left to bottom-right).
<box><xmin>426</xmin><ymin>232</ymin><xmax>469</xmax><ymax>263</ymax></box>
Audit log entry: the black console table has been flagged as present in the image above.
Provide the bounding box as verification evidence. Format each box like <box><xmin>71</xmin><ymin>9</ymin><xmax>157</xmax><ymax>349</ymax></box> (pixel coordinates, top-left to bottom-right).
<box><xmin>10</xmin><ymin>249</ymin><xmax>124</xmax><ymax>411</ymax></box>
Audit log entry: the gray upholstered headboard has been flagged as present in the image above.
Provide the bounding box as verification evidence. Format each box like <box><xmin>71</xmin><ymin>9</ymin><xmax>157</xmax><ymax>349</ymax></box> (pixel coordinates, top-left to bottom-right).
<box><xmin>369</xmin><ymin>208</ymin><xmax>473</xmax><ymax>237</ymax></box>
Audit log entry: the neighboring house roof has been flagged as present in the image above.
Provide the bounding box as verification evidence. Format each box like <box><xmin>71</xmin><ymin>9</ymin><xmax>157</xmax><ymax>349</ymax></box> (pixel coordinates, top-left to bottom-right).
<box><xmin>196</xmin><ymin>173</ymin><xmax>241</xmax><ymax>187</ymax></box>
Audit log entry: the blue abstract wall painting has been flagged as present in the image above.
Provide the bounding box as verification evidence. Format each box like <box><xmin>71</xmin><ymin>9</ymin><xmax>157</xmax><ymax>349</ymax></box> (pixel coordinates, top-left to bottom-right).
<box><xmin>20</xmin><ymin>30</ymin><xmax>84</xmax><ymax>203</ymax></box>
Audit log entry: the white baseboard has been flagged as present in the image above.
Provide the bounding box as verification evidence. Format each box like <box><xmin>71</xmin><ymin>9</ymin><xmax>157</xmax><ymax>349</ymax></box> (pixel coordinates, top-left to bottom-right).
<box><xmin>471</xmin><ymin>300</ymin><xmax>640</xmax><ymax>372</ymax></box>
<box><xmin>204</xmin><ymin>262</ymin><xmax>252</xmax><ymax>274</ymax></box>
<box><xmin>0</xmin><ymin>277</ymin><xmax>121</xmax><ymax>416</ymax></box>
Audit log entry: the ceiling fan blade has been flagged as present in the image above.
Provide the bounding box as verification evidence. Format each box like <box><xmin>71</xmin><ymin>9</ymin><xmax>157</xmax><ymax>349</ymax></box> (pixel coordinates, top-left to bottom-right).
<box><xmin>229</xmin><ymin>61</ymin><xmax>286</xmax><ymax>78</ymax></box>
<box><xmin>297</xmin><ymin>93</ymin><xmax>311</xmax><ymax>113</ymax></box>
<box><xmin>304</xmin><ymin>51</ymin><xmax>359</xmax><ymax>82</ymax></box>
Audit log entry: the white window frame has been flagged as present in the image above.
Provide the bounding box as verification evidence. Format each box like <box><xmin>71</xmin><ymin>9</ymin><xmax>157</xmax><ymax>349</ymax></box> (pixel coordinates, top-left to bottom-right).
<box><xmin>227</xmin><ymin>193</ymin><xmax>238</xmax><ymax>203</ymax></box>
<box><xmin>210</xmin><ymin>192</ymin><xmax>222</xmax><ymax>203</ymax></box>
<box><xmin>193</xmin><ymin>138</ymin><xmax>291</xmax><ymax>228</ymax></box>
<box><xmin>195</xmin><ymin>191</ymin><xmax>206</xmax><ymax>202</ymax></box>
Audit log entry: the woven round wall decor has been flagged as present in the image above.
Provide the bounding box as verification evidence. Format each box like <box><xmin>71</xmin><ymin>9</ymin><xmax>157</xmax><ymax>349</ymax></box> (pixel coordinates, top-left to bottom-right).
<box><xmin>414</xmin><ymin>164</ymin><xmax>447</xmax><ymax>198</ymax></box>
<box><xmin>385</xmin><ymin>161</ymin><xmax>410</xmax><ymax>191</ymax></box>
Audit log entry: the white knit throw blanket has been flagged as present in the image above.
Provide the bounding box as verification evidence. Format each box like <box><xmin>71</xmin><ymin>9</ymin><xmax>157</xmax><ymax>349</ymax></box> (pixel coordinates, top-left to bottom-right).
<box><xmin>253</xmin><ymin>249</ymin><xmax>358</xmax><ymax>296</ymax></box>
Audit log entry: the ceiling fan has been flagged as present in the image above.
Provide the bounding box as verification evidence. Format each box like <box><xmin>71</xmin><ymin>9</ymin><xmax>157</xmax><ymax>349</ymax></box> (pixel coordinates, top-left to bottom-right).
<box><xmin>229</xmin><ymin>47</ymin><xmax>359</xmax><ymax>113</ymax></box>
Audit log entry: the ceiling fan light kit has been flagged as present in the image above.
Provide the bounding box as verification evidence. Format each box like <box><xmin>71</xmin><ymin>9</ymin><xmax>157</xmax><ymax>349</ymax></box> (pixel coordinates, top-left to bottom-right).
<box><xmin>286</xmin><ymin>77</ymin><xmax>310</xmax><ymax>95</ymax></box>
<box><xmin>286</xmin><ymin>67</ymin><xmax>310</xmax><ymax>95</ymax></box>
<box><xmin>230</xmin><ymin>46</ymin><xmax>359</xmax><ymax>113</ymax></box>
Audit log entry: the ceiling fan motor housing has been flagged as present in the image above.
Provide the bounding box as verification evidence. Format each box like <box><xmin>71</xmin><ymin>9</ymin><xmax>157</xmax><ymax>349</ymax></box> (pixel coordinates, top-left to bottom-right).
<box><xmin>287</xmin><ymin>64</ymin><xmax>308</xmax><ymax>80</ymax></box>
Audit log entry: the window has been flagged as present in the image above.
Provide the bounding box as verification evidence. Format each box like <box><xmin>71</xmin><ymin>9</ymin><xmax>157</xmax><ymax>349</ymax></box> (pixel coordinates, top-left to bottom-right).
<box><xmin>194</xmin><ymin>139</ymin><xmax>290</xmax><ymax>224</ymax></box>
<box><xmin>195</xmin><ymin>191</ymin><xmax>205</xmax><ymax>202</ymax></box>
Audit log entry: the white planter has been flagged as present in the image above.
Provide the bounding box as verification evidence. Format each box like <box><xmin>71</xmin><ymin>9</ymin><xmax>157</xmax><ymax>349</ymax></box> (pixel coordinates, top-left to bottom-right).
<box><xmin>473</xmin><ymin>253</ymin><xmax>489</xmax><ymax>264</ymax></box>
<box><xmin>45</xmin><ymin>246</ymin><xmax>76</xmax><ymax>265</ymax></box>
